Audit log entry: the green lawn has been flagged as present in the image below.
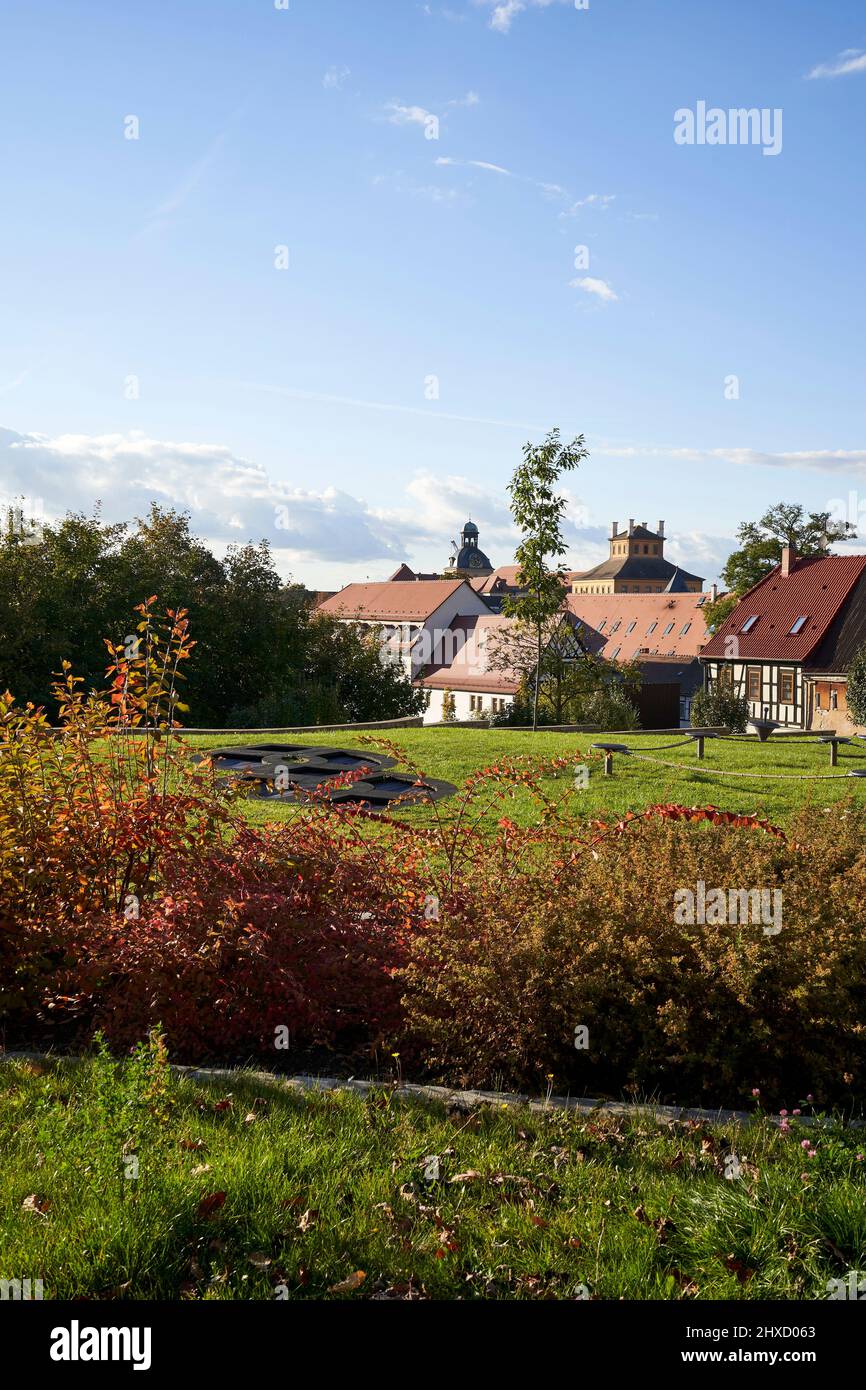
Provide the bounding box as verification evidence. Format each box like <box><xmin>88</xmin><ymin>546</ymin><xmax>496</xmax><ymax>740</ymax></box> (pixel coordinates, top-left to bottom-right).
<box><xmin>2</xmin><ymin>1052</ymin><xmax>864</xmax><ymax>1301</ymax></box>
<box><xmin>187</xmin><ymin>727</ymin><xmax>866</xmax><ymax>827</ymax></box>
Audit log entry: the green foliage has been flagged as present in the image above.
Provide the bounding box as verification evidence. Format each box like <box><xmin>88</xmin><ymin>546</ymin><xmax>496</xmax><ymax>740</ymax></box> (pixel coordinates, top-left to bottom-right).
<box><xmin>0</xmin><ymin>505</ymin><xmax>420</xmax><ymax>726</ymax></box>
<box><xmin>702</xmin><ymin>592</ymin><xmax>739</xmax><ymax>632</ymax></box>
<box><xmin>720</xmin><ymin>502</ymin><xmax>855</xmax><ymax>598</ymax></box>
<box><xmin>691</xmin><ymin>685</ymin><xmax>750</xmax><ymax>732</ymax></box>
<box><xmin>502</xmin><ymin>428</ymin><xmax>589</xmax><ymax>728</ymax></box>
<box><xmin>845</xmin><ymin>643</ymin><xmax>866</xmax><ymax>728</ymax></box>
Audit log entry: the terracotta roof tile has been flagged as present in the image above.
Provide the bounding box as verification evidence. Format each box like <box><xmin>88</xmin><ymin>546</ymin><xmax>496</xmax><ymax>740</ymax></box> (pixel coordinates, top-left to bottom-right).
<box><xmin>316</xmin><ymin>579</ymin><xmax>469</xmax><ymax>622</ymax></box>
<box><xmin>565</xmin><ymin>592</ymin><xmax>711</xmax><ymax>660</ymax></box>
<box><xmin>700</xmin><ymin>554</ymin><xmax>866</xmax><ymax>662</ymax></box>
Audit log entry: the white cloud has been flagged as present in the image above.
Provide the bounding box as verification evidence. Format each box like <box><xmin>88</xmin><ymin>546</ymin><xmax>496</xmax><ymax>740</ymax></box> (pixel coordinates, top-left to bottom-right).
<box><xmin>475</xmin><ymin>0</ymin><xmax>570</xmax><ymax>35</ymax></box>
<box><xmin>560</xmin><ymin>192</ymin><xmax>616</xmax><ymax>218</ymax></box>
<box><xmin>323</xmin><ymin>65</ymin><xmax>350</xmax><ymax>90</ymax></box>
<box><xmin>448</xmin><ymin>90</ymin><xmax>481</xmax><ymax>106</ymax></box>
<box><xmin>0</xmin><ymin>425</ymin><xmax>518</xmax><ymax>583</ymax></box>
<box><xmin>384</xmin><ymin>101</ymin><xmax>439</xmax><ymax>128</ymax></box>
<box><xmin>435</xmin><ymin>155</ymin><xmax>512</xmax><ymax>174</ymax></box>
<box><xmin>806</xmin><ymin>49</ymin><xmax>866</xmax><ymax>79</ymax></box>
<box><xmin>571</xmin><ymin>275</ymin><xmax>619</xmax><ymax>303</ymax></box>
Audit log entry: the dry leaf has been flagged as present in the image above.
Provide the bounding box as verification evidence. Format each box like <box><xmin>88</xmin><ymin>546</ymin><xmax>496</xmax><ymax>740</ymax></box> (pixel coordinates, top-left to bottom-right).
<box><xmin>328</xmin><ymin>1270</ymin><xmax>366</xmax><ymax>1293</ymax></box>
<box><xmin>196</xmin><ymin>1191</ymin><xmax>227</xmax><ymax>1220</ymax></box>
<box><xmin>22</xmin><ymin>1194</ymin><xmax>50</xmax><ymax>1215</ymax></box>
<box><xmin>298</xmin><ymin>1208</ymin><xmax>319</xmax><ymax>1233</ymax></box>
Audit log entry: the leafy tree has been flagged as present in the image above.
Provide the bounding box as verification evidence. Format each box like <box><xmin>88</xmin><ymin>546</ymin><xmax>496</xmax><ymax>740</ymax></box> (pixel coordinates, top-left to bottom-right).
<box><xmin>721</xmin><ymin>503</ymin><xmax>855</xmax><ymax>599</ymax></box>
<box><xmin>502</xmin><ymin>427</ymin><xmax>589</xmax><ymax>729</ymax></box>
<box><xmin>702</xmin><ymin>592</ymin><xmax>739</xmax><ymax>633</ymax></box>
<box><xmin>0</xmin><ymin>504</ymin><xmax>422</xmax><ymax>726</ymax></box>
<box><xmin>488</xmin><ymin>613</ymin><xmax>640</xmax><ymax>726</ymax></box>
<box><xmin>845</xmin><ymin>643</ymin><xmax>866</xmax><ymax>728</ymax></box>
<box><xmin>690</xmin><ymin>686</ymin><xmax>750</xmax><ymax>732</ymax></box>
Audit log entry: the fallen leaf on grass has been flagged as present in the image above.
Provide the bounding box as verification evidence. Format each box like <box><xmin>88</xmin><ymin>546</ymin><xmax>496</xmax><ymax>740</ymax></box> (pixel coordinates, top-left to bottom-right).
<box><xmin>450</xmin><ymin>1171</ymin><xmax>484</xmax><ymax>1184</ymax></box>
<box><xmin>328</xmin><ymin>1270</ymin><xmax>366</xmax><ymax>1293</ymax></box>
<box><xmin>722</xmin><ymin>1254</ymin><xmax>755</xmax><ymax>1284</ymax></box>
<box><xmin>180</xmin><ymin>1138</ymin><xmax>207</xmax><ymax>1152</ymax></box>
<box><xmin>196</xmin><ymin>1191</ymin><xmax>227</xmax><ymax>1220</ymax></box>
<box><xmin>247</xmin><ymin>1252</ymin><xmax>272</xmax><ymax>1270</ymax></box>
<box><xmin>213</xmin><ymin>1096</ymin><xmax>233</xmax><ymax>1113</ymax></box>
<box><xmin>22</xmin><ymin>1194</ymin><xmax>51</xmax><ymax>1215</ymax></box>
<box><xmin>191</xmin><ymin>1163</ymin><xmax>211</xmax><ymax>1177</ymax></box>
<box><xmin>298</xmin><ymin>1208</ymin><xmax>319</xmax><ymax>1233</ymax></box>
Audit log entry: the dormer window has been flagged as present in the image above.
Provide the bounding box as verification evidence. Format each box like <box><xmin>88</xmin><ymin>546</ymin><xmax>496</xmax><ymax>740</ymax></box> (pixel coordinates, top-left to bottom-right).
<box><xmin>740</xmin><ymin>615</ymin><xmax>759</xmax><ymax>633</ymax></box>
<box><xmin>662</xmin><ymin>622</ymin><xmax>674</xmax><ymax>636</ymax></box>
<box><xmin>647</xmin><ymin>621</ymin><xmax>657</xmax><ymax>635</ymax></box>
<box><xmin>789</xmin><ymin>616</ymin><xmax>808</xmax><ymax>634</ymax></box>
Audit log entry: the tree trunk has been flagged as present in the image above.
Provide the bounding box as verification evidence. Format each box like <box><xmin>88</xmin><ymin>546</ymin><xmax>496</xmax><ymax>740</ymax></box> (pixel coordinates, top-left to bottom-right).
<box><xmin>533</xmin><ymin>620</ymin><xmax>541</xmax><ymax>731</ymax></box>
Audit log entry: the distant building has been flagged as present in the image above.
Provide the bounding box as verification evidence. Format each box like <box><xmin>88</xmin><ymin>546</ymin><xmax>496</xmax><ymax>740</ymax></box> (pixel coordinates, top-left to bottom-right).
<box><xmin>571</xmin><ymin>520</ymin><xmax>703</xmax><ymax>595</ymax></box>
<box><xmin>316</xmin><ymin>578</ymin><xmax>490</xmax><ymax>681</ymax></box>
<box><xmin>443</xmin><ymin>520</ymin><xmax>494</xmax><ymax>578</ymax></box>
<box><xmin>566</xmin><ymin>590</ymin><xmax>712</xmax><ymax>725</ymax></box>
<box><xmin>418</xmin><ymin>611</ymin><xmax>603</xmax><ymax>724</ymax></box>
<box><xmin>700</xmin><ymin>545</ymin><xmax>866</xmax><ymax>730</ymax></box>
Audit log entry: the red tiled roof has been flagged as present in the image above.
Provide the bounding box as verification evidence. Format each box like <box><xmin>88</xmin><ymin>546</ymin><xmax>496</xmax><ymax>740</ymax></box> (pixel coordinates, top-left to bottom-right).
<box><xmin>316</xmin><ymin>579</ymin><xmax>469</xmax><ymax>622</ymax></box>
<box><xmin>700</xmin><ymin>554</ymin><xmax>866</xmax><ymax>662</ymax></box>
<box><xmin>565</xmin><ymin>592</ymin><xmax>711</xmax><ymax>661</ymax></box>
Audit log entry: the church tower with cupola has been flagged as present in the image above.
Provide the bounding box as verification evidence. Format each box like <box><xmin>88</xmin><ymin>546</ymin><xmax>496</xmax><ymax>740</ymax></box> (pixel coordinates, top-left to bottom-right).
<box><xmin>445</xmin><ymin>520</ymin><xmax>494</xmax><ymax>578</ymax></box>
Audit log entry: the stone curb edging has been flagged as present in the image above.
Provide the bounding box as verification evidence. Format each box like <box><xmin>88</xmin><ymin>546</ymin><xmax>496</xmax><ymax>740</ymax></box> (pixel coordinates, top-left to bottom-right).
<box><xmin>4</xmin><ymin>1052</ymin><xmax>859</xmax><ymax>1129</ymax></box>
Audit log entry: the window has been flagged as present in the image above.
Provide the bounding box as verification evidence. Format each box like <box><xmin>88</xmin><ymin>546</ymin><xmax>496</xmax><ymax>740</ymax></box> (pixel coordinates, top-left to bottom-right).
<box><xmin>680</xmin><ymin>622</ymin><xmax>691</xmax><ymax>636</ymax></box>
<box><xmin>626</xmin><ymin>620</ymin><xmax>636</xmax><ymax>634</ymax></box>
<box><xmin>662</xmin><ymin>622</ymin><xmax>674</xmax><ymax>636</ymax></box>
<box><xmin>647</xmin><ymin>621</ymin><xmax>658</xmax><ymax>636</ymax></box>
<box><xmin>718</xmin><ymin>666</ymin><xmax>734</xmax><ymax>689</ymax></box>
<box><xmin>696</xmin><ymin>596</ymin><xmax>707</xmax><ymax>607</ymax></box>
<box><xmin>610</xmin><ymin>620</ymin><xmax>621</xmax><ymax>633</ymax></box>
<box><xmin>831</xmin><ymin>689</ymin><xmax>838</xmax><ymax>710</ymax></box>
<box><xmin>746</xmin><ymin>667</ymin><xmax>761</xmax><ymax>701</ymax></box>
<box><xmin>598</xmin><ymin>620</ymin><xmax>606</xmax><ymax>630</ymax></box>
<box><xmin>741</xmin><ymin>615</ymin><xmax>759</xmax><ymax>633</ymax></box>
<box><xmin>779</xmin><ymin>669</ymin><xmax>795</xmax><ymax>704</ymax></box>
<box><xmin>611</xmin><ymin>646</ymin><xmax>621</xmax><ymax>659</ymax></box>
<box><xmin>816</xmin><ymin>691</ymin><xmax>822</xmax><ymax>709</ymax></box>
<box><xmin>789</xmin><ymin>616</ymin><xmax>808</xmax><ymax>634</ymax></box>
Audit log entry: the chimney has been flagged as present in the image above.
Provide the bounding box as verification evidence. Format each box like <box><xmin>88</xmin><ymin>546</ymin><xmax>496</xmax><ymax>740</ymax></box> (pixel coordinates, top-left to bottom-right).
<box><xmin>628</xmin><ymin>518</ymin><xmax>634</xmax><ymax>535</ymax></box>
<box><xmin>657</xmin><ymin>520</ymin><xmax>665</xmax><ymax>536</ymax></box>
<box><xmin>611</xmin><ymin>521</ymin><xmax>618</xmax><ymax>538</ymax></box>
<box><xmin>710</xmin><ymin>582</ymin><xmax>718</xmax><ymax>602</ymax></box>
<box><xmin>641</xmin><ymin>520</ymin><xmax>647</xmax><ymax>529</ymax></box>
<box><xmin>781</xmin><ymin>542</ymin><xmax>797</xmax><ymax>577</ymax></box>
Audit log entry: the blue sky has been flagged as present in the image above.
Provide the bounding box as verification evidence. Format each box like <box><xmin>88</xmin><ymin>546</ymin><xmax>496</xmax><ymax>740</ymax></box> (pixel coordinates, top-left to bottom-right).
<box><xmin>1</xmin><ymin>0</ymin><xmax>866</xmax><ymax>588</ymax></box>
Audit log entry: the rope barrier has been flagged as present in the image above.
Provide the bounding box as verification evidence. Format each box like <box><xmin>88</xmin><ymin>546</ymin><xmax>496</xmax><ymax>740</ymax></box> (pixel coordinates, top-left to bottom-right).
<box><xmin>625</xmin><ymin>752</ymin><xmax>861</xmax><ymax>781</ymax></box>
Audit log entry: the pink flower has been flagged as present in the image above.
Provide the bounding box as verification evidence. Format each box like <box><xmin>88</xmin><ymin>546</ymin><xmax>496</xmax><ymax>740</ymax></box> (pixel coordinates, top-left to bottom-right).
<box><xmin>751</xmin><ymin>1088</ymin><xmax>760</xmax><ymax>1097</ymax></box>
<box><xmin>792</xmin><ymin>1109</ymin><xmax>801</xmax><ymax>1116</ymax></box>
<box><xmin>806</xmin><ymin>1094</ymin><xmax>814</xmax><ymax>1102</ymax></box>
<box><xmin>779</xmin><ymin>1109</ymin><xmax>788</xmax><ymax>1117</ymax></box>
<box><xmin>856</xmin><ymin>1154</ymin><xmax>864</xmax><ymax>1162</ymax></box>
<box><xmin>801</xmin><ymin>1139</ymin><xmax>811</xmax><ymax>1149</ymax></box>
